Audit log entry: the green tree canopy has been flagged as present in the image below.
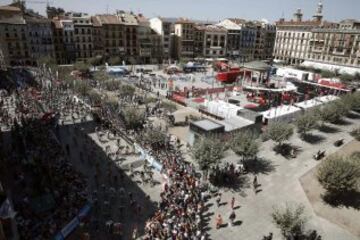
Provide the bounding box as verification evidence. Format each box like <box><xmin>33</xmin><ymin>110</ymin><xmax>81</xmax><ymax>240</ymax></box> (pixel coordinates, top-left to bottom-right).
<box><xmin>122</xmin><ymin>107</ymin><xmax>145</xmax><ymax>130</ymax></box>
<box><xmin>191</xmin><ymin>137</ymin><xmax>225</xmax><ymax>171</ymax></box>
<box><xmin>88</xmin><ymin>55</ymin><xmax>103</xmax><ymax>67</ymax></box>
<box><xmin>271</xmin><ymin>203</ymin><xmax>307</xmax><ymax>239</ymax></box>
<box><xmin>318</xmin><ymin>101</ymin><xmax>347</xmax><ymax>124</ymax></box>
<box><xmin>119</xmin><ymin>84</ymin><xmax>135</xmax><ymax>99</ymax></box>
<box><xmin>74</xmin><ymin>62</ymin><xmax>90</xmax><ymax>75</ymax></box>
<box><xmin>350</xmin><ymin>127</ymin><xmax>360</xmax><ymax>141</ymax></box>
<box><xmin>231</xmin><ymin>130</ymin><xmax>259</xmax><ymax>161</ymax></box>
<box><xmin>264</xmin><ymin>122</ymin><xmax>294</xmax><ymax>146</ymax></box>
<box><xmin>93</xmin><ymin>70</ymin><xmax>109</xmax><ymax>85</ymax></box>
<box><xmin>108</xmin><ymin>56</ymin><xmax>122</xmax><ymax>66</ymax></box>
<box><xmin>160</xmin><ymin>100</ymin><xmax>177</xmax><ymax>113</ymax></box>
<box><xmin>73</xmin><ymin>80</ymin><xmax>90</xmax><ymax>96</ymax></box>
<box><xmin>295</xmin><ymin>112</ymin><xmax>319</xmax><ymax>137</ymax></box>
<box><xmin>317</xmin><ymin>154</ymin><xmax>360</xmax><ymax>194</ymax></box>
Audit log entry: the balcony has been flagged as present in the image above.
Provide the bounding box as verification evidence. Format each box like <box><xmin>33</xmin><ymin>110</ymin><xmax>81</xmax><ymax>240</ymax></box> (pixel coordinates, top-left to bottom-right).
<box><xmin>312</xmin><ymin>47</ymin><xmax>324</xmax><ymax>53</ymax></box>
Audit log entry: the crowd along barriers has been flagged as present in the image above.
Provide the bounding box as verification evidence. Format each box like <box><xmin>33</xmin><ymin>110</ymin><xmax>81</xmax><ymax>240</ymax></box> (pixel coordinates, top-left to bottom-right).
<box><xmin>134</xmin><ymin>143</ymin><xmax>163</xmax><ymax>172</ymax></box>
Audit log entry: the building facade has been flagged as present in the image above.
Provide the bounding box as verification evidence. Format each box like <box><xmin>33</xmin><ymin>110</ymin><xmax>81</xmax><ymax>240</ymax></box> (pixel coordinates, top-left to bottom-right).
<box><xmin>273</xmin><ymin>2</ymin><xmax>328</xmax><ymax>65</ymax></box>
<box><xmin>217</xmin><ymin>18</ymin><xmax>245</xmax><ymax>59</ymax></box>
<box><xmin>52</xmin><ymin>17</ymin><xmax>76</xmax><ymax>64</ymax></box>
<box><xmin>308</xmin><ymin>26</ymin><xmax>360</xmax><ymax>68</ymax></box>
<box><xmin>194</xmin><ymin>25</ymin><xmax>227</xmax><ymax>58</ymax></box>
<box><xmin>0</xmin><ymin>5</ymin><xmax>30</xmax><ymax>65</ymax></box>
<box><xmin>66</xmin><ymin>12</ymin><xmax>93</xmax><ymax>61</ymax></box>
<box><xmin>25</xmin><ymin>13</ymin><xmax>54</xmax><ymax>63</ymax></box>
<box><xmin>252</xmin><ymin>21</ymin><xmax>276</xmax><ymax>61</ymax></box>
<box><xmin>136</xmin><ymin>14</ymin><xmax>162</xmax><ymax>64</ymax></box>
<box><xmin>149</xmin><ymin>17</ymin><xmax>177</xmax><ymax>61</ymax></box>
<box><xmin>174</xmin><ymin>19</ymin><xmax>195</xmax><ymax>59</ymax></box>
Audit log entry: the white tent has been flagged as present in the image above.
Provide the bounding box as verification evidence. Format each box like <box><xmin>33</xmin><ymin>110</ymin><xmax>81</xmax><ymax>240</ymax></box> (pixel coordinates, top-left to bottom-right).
<box><xmin>262</xmin><ymin>105</ymin><xmax>301</xmax><ymax>124</ymax></box>
<box><xmin>203</xmin><ymin>100</ymin><xmax>243</xmax><ymax>119</ymax></box>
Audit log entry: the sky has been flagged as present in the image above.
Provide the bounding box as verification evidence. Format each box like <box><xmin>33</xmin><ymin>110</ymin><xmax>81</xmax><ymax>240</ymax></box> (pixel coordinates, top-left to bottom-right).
<box><xmin>1</xmin><ymin>0</ymin><xmax>360</xmax><ymax>23</ymax></box>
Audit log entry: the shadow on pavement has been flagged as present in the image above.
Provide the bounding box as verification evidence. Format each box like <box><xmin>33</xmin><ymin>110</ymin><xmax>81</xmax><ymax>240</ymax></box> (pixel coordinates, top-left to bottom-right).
<box><xmin>57</xmin><ymin>121</ymin><xmax>157</xmax><ymax>239</ymax></box>
<box><xmin>243</xmin><ymin>157</ymin><xmax>277</xmax><ymax>175</ymax></box>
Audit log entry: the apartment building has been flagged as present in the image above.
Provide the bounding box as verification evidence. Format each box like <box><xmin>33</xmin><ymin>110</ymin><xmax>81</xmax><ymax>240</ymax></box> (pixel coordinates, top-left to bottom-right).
<box><xmin>308</xmin><ymin>23</ymin><xmax>360</xmax><ymax>68</ymax></box>
<box><xmin>194</xmin><ymin>25</ymin><xmax>227</xmax><ymax>58</ymax></box>
<box><xmin>149</xmin><ymin>17</ymin><xmax>177</xmax><ymax>61</ymax></box>
<box><xmin>273</xmin><ymin>2</ymin><xmax>334</xmax><ymax>65</ymax></box>
<box><xmin>25</xmin><ymin>12</ymin><xmax>54</xmax><ymax>62</ymax></box>
<box><xmin>217</xmin><ymin>18</ymin><xmax>245</xmax><ymax>59</ymax></box>
<box><xmin>252</xmin><ymin>21</ymin><xmax>276</xmax><ymax>61</ymax></box>
<box><xmin>66</xmin><ymin>12</ymin><xmax>93</xmax><ymax>61</ymax></box>
<box><xmin>136</xmin><ymin>14</ymin><xmax>162</xmax><ymax>64</ymax></box>
<box><xmin>52</xmin><ymin>17</ymin><xmax>76</xmax><ymax>64</ymax></box>
<box><xmin>0</xmin><ymin>5</ymin><xmax>30</xmax><ymax>65</ymax></box>
<box><xmin>174</xmin><ymin>18</ymin><xmax>195</xmax><ymax>59</ymax></box>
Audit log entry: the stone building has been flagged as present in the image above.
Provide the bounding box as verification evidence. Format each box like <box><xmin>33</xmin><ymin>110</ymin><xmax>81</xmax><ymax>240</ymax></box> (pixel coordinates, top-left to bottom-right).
<box><xmin>194</xmin><ymin>24</ymin><xmax>227</xmax><ymax>58</ymax></box>
<box><xmin>91</xmin><ymin>11</ymin><xmax>138</xmax><ymax>64</ymax></box>
<box><xmin>217</xmin><ymin>18</ymin><xmax>246</xmax><ymax>59</ymax></box>
<box><xmin>136</xmin><ymin>14</ymin><xmax>162</xmax><ymax>64</ymax></box>
<box><xmin>308</xmin><ymin>23</ymin><xmax>360</xmax><ymax>68</ymax></box>
<box><xmin>25</xmin><ymin>12</ymin><xmax>54</xmax><ymax>64</ymax></box>
<box><xmin>251</xmin><ymin>21</ymin><xmax>276</xmax><ymax>61</ymax></box>
<box><xmin>174</xmin><ymin>18</ymin><xmax>195</xmax><ymax>59</ymax></box>
<box><xmin>149</xmin><ymin>17</ymin><xmax>177</xmax><ymax>61</ymax></box>
<box><xmin>52</xmin><ymin>16</ymin><xmax>76</xmax><ymax>64</ymax></box>
<box><xmin>273</xmin><ymin>2</ymin><xmax>332</xmax><ymax>65</ymax></box>
<box><xmin>66</xmin><ymin>12</ymin><xmax>93</xmax><ymax>61</ymax></box>
<box><xmin>0</xmin><ymin>5</ymin><xmax>30</xmax><ymax>65</ymax></box>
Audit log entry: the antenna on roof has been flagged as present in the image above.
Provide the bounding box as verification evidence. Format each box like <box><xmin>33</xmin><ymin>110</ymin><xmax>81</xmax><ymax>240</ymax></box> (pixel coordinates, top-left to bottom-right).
<box><xmin>106</xmin><ymin>4</ymin><xmax>109</xmax><ymax>14</ymax></box>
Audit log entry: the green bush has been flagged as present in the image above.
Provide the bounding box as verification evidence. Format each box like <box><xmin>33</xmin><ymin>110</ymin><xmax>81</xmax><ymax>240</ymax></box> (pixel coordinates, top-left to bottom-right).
<box><xmin>317</xmin><ymin>155</ymin><xmax>360</xmax><ymax>194</ymax></box>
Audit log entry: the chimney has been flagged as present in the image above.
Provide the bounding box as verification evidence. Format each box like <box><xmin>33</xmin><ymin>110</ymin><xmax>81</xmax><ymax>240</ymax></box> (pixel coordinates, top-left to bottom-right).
<box><xmin>313</xmin><ymin>1</ymin><xmax>323</xmax><ymax>22</ymax></box>
<box><xmin>293</xmin><ymin>8</ymin><xmax>303</xmax><ymax>22</ymax></box>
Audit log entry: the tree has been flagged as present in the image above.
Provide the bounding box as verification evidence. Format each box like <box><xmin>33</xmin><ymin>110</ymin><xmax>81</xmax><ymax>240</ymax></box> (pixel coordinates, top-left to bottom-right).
<box><xmin>231</xmin><ymin>130</ymin><xmax>259</xmax><ymax>161</ymax></box>
<box><xmin>103</xmin><ymin>80</ymin><xmax>122</xmax><ymax>91</ymax></box>
<box><xmin>271</xmin><ymin>203</ymin><xmax>307</xmax><ymax>239</ymax></box>
<box><xmin>93</xmin><ymin>70</ymin><xmax>109</xmax><ymax>86</ymax></box>
<box><xmin>350</xmin><ymin>127</ymin><xmax>360</xmax><ymax>141</ymax></box>
<box><xmin>121</xmin><ymin>107</ymin><xmax>145</xmax><ymax>130</ymax></box>
<box><xmin>339</xmin><ymin>74</ymin><xmax>354</xmax><ymax>83</ymax></box>
<box><xmin>74</xmin><ymin>62</ymin><xmax>90</xmax><ymax>76</ymax></box>
<box><xmin>88</xmin><ymin>89</ymin><xmax>102</xmax><ymax>105</ymax></box>
<box><xmin>88</xmin><ymin>55</ymin><xmax>103</xmax><ymax>69</ymax></box>
<box><xmin>317</xmin><ymin>155</ymin><xmax>360</xmax><ymax>195</ymax></box>
<box><xmin>160</xmin><ymin>100</ymin><xmax>177</xmax><ymax>113</ymax></box>
<box><xmin>318</xmin><ymin>102</ymin><xmax>346</xmax><ymax>124</ymax></box>
<box><xmin>320</xmin><ymin>70</ymin><xmax>335</xmax><ymax>78</ymax></box>
<box><xmin>141</xmin><ymin>129</ymin><xmax>167</xmax><ymax>149</ymax></box>
<box><xmin>119</xmin><ymin>84</ymin><xmax>135</xmax><ymax>99</ymax></box>
<box><xmin>295</xmin><ymin>112</ymin><xmax>319</xmax><ymax>137</ymax></box>
<box><xmin>37</xmin><ymin>56</ymin><xmax>57</xmax><ymax>70</ymax></box>
<box><xmin>108</xmin><ymin>56</ymin><xmax>122</xmax><ymax>66</ymax></box>
<box><xmin>264</xmin><ymin>122</ymin><xmax>294</xmax><ymax>147</ymax></box>
<box><xmin>191</xmin><ymin>137</ymin><xmax>225</xmax><ymax>171</ymax></box>
<box><xmin>73</xmin><ymin>80</ymin><xmax>90</xmax><ymax>96</ymax></box>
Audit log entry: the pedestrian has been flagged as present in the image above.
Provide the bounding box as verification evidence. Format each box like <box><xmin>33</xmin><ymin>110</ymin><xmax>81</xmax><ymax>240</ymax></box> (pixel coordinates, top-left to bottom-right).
<box><xmin>215</xmin><ymin>214</ymin><xmax>223</xmax><ymax>229</ymax></box>
<box><xmin>229</xmin><ymin>211</ymin><xmax>236</xmax><ymax>226</ymax></box>
<box><xmin>132</xmin><ymin>226</ymin><xmax>138</xmax><ymax>240</ymax></box>
<box><xmin>230</xmin><ymin>197</ymin><xmax>235</xmax><ymax>209</ymax></box>
<box><xmin>216</xmin><ymin>193</ymin><xmax>221</xmax><ymax>208</ymax></box>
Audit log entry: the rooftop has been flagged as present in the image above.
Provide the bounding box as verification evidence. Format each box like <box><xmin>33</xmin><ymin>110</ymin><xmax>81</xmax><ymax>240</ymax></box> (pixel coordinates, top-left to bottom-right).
<box><xmin>191</xmin><ymin>119</ymin><xmax>224</xmax><ymax>131</ymax></box>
